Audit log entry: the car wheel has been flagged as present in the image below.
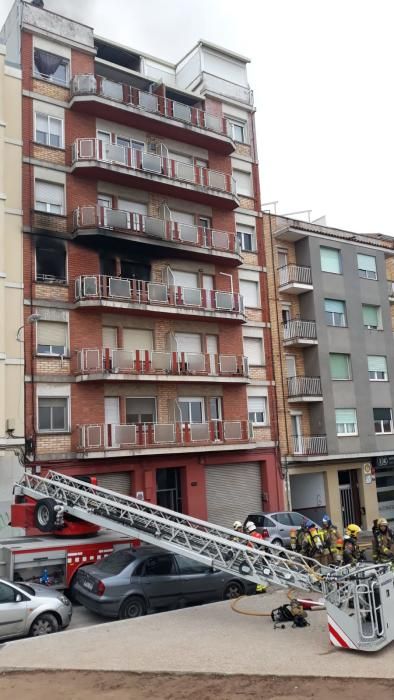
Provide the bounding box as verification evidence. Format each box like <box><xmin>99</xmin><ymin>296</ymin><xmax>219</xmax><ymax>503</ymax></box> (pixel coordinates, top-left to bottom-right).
<box><xmin>30</xmin><ymin>613</ymin><xmax>59</xmax><ymax>636</ymax></box>
<box><xmin>33</xmin><ymin>498</ymin><xmax>58</xmax><ymax>532</ymax></box>
<box><xmin>223</xmin><ymin>580</ymin><xmax>244</xmax><ymax>600</ymax></box>
<box><xmin>271</xmin><ymin>538</ymin><xmax>283</xmax><ymax>548</ymax></box>
<box><xmin>119</xmin><ymin>596</ymin><xmax>146</xmax><ymax>619</ymax></box>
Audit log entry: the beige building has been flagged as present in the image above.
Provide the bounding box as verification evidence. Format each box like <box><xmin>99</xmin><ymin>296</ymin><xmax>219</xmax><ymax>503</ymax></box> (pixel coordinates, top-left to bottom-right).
<box><xmin>0</xmin><ymin>43</ymin><xmax>24</xmax><ymax>535</ymax></box>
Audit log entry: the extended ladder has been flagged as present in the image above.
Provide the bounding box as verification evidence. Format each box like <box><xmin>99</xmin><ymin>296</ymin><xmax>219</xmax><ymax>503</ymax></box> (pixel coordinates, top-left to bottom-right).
<box><xmin>15</xmin><ymin>470</ymin><xmax>394</xmax><ymax>652</ymax></box>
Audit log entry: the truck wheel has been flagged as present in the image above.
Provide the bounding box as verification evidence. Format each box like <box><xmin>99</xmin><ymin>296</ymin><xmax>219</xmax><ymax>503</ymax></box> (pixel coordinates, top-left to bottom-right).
<box><xmin>34</xmin><ymin>498</ymin><xmax>57</xmax><ymax>532</ymax></box>
<box><xmin>30</xmin><ymin>613</ymin><xmax>59</xmax><ymax>636</ymax></box>
<box><xmin>119</xmin><ymin>596</ymin><xmax>146</xmax><ymax>619</ymax></box>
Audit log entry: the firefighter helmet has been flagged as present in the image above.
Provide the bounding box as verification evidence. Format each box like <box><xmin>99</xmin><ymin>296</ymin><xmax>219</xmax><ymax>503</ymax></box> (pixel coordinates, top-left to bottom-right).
<box><xmin>377</xmin><ymin>518</ymin><xmax>388</xmax><ymax>528</ymax></box>
<box><xmin>322</xmin><ymin>514</ymin><xmax>332</xmax><ymax>526</ymax></box>
<box><xmin>245</xmin><ymin>521</ymin><xmax>256</xmax><ymax>533</ymax></box>
<box><xmin>233</xmin><ymin>520</ymin><xmax>243</xmax><ymax>531</ymax></box>
<box><xmin>346</xmin><ymin>524</ymin><xmax>361</xmax><ymax>538</ymax></box>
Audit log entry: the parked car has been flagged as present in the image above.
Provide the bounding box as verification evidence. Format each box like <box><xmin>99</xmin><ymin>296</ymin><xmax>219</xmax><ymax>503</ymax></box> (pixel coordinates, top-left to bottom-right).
<box><xmin>0</xmin><ymin>577</ymin><xmax>72</xmax><ymax>641</ymax></box>
<box><xmin>244</xmin><ymin>511</ymin><xmax>319</xmax><ymax>548</ymax></box>
<box><xmin>72</xmin><ymin>545</ymin><xmax>255</xmax><ymax>619</ymax></box>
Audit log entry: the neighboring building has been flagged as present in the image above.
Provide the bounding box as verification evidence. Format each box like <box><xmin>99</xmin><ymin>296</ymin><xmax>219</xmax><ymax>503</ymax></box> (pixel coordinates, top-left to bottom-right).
<box><xmin>1</xmin><ymin>0</ymin><xmax>282</xmax><ymax>524</ymax></box>
<box><xmin>0</xmin><ymin>42</ymin><xmax>24</xmax><ymax>535</ymax></box>
<box><xmin>264</xmin><ymin>212</ymin><xmax>394</xmax><ymax>529</ymax></box>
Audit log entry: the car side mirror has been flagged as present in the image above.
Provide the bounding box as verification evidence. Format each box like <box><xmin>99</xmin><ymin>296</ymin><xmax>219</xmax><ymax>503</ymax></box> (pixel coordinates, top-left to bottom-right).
<box><xmin>15</xmin><ymin>593</ymin><xmax>23</xmax><ymax>603</ymax></box>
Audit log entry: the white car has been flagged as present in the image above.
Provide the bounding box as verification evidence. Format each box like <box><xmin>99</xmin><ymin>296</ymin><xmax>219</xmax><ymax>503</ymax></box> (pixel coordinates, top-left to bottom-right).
<box><xmin>0</xmin><ymin>578</ymin><xmax>72</xmax><ymax>641</ymax></box>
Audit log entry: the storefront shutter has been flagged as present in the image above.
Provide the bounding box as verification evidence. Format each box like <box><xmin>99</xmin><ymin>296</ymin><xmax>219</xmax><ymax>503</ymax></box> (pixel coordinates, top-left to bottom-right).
<box><xmin>205</xmin><ymin>463</ymin><xmax>262</xmax><ymax>527</ymax></box>
<box><xmin>96</xmin><ymin>471</ymin><xmax>132</xmax><ymax>496</ymax></box>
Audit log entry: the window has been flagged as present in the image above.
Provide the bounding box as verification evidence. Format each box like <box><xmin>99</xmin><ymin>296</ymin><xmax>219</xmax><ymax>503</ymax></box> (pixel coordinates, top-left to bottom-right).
<box><xmin>34</xmin><ymin>48</ymin><xmax>69</xmax><ymax>85</ymax></box>
<box><xmin>179</xmin><ymin>398</ymin><xmax>204</xmax><ymax>423</ymax></box>
<box><xmin>38</xmin><ymin>397</ymin><xmax>68</xmax><ymax>432</ymax></box>
<box><xmin>0</xmin><ymin>582</ymin><xmax>17</xmax><ymax>604</ymax></box>
<box><xmin>35</xmin><ymin>181</ymin><xmax>64</xmax><ymax>214</ymax></box>
<box><xmin>36</xmin><ymin>241</ymin><xmax>66</xmax><ymax>283</ymax></box>
<box><xmin>329</xmin><ymin>353</ymin><xmax>352</xmax><ymax>380</ymax></box>
<box><xmin>229</xmin><ymin>120</ymin><xmax>246</xmax><ymax>143</ymax></box>
<box><xmin>126</xmin><ymin>398</ymin><xmax>156</xmax><ymax>424</ymax></box>
<box><xmin>248</xmin><ymin>396</ymin><xmax>267</xmax><ymax>425</ymax></box>
<box><xmin>37</xmin><ymin>321</ymin><xmax>68</xmax><ymax>356</ymax></box>
<box><xmin>357</xmin><ymin>253</ymin><xmax>377</xmax><ymax>280</ymax></box>
<box><xmin>335</xmin><ymin>408</ymin><xmax>358</xmax><ymax>436</ymax></box>
<box><xmin>143</xmin><ymin>555</ymin><xmax>176</xmax><ymax>577</ymax></box>
<box><xmin>243</xmin><ymin>337</ymin><xmax>264</xmax><ymax>365</ymax></box>
<box><xmin>273</xmin><ymin>513</ymin><xmax>293</xmax><ymax>526</ymax></box>
<box><xmin>320</xmin><ymin>247</ymin><xmax>342</xmax><ymax>274</ymax></box>
<box><xmin>236</xmin><ymin>224</ymin><xmax>255</xmax><ymax>252</ymax></box>
<box><xmin>362</xmin><ymin>304</ymin><xmax>382</xmax><ymax>330</ymax></box>
<box><xmin>35</xmin><ymin>113</ymin><xmax>63</xmax><ymax>148</ymax></box>
<box><xmin>233</xmin><ymin>169</ymin><xmax>253</xmax><ymax>196</ymax></box>
<box><xmin>325</xmin><ymin>299</ymin><xmax>347</xmax><ymax>327</ymax></box>
<box><xmin>277</xmin><ymin>249</ymin><xmax>288</xmax><ymax>268</ymax></box>
<box><xmin>175</xmin><ymin>555</ymin><xmax>210</xmax><ymax>575</ymax></box>
<box><xmin>374</xmin><ymin>408</ymin><xmax>394</xmax><ymax>434</ymax></box>
<box><xmin>239</xmin><ymin>279</ymin><xmax>259</xmax><ymax>307</ymax></box>
<box><xmin>368</xmin><ymin>356</ymin><xmax>388</xmax><ymax>381</ymax></box>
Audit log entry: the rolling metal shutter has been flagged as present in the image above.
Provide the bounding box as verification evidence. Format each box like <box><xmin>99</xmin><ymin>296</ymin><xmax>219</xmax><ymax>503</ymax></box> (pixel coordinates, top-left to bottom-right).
<box><xmin>96</xmin><ymin>472</ymin><xmax>132</xmax><ymax>496</ymax></box>
<box><xmin>205</xmin><ymin>462</ymin><xmax>261</xmax><ymax>527</ymax></box>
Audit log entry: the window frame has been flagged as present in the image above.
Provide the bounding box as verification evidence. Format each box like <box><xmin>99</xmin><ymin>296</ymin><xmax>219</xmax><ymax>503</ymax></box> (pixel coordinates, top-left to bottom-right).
<box><xmin>34</xmin><ymin>112</ymin><xmax>64</xmax><ymax>149</ymax></box>
<box><xmin>329</xmin><ymin>353</ymin><xmax>352</xmax><ymax>381</ymax></box>
<box><xmin>36</xmin><ymin>320</ymin><xmax>69</xmax><ymax>357</ymax></box>
<box><xmin>320</xmin><ymin>246</ymin><xmax>342</xmax><ymax>275</ymax></box>
<box><xmin>35</xmin><ymin>242</ymin><xmax>67</xmax><ymax>284</ymax></box>
<box><xmin>33</xmin><ymin>48</ymin><xmax>70</xmax><ymax>86</ymax></box>
<box><xmin>324</xmin><ymin>298</ymin><xmax>347</xmax><ymax>327</ymax></box>
<box><xmin>357</xmin><ymin>253</ymin><xmax>377</xmax><ymax>280</ymax></box>
<box><xmin>37</xmin><ymin>396</ymin><xmax>69</xmax><ymax>433</ymax></box>
<box><xmin>243</xmin><ymin>336</ymin><xmax>264</xmax><ymax>366</ymax></box>
<box><xmin>34</xmin><ymin>180</ymin><xmax>65</xmax><ymax>215</ymax></box>
<box><xmin>374</xmin><ymin>408</ymin><xmax>394</xmax><ymax>435</ymax></box>
<box><xmin>178</xmin><ymin>397</ymin><xmax>205</xmax><ymax>424</ymax></box>
<box><xmin>239</xmin><ymin>278</ymin><xmax>260</xmax><ymax>308</ymax></box>
<box><xmin>237</xmin><ymin>227</ymin><xmax>255</xmax><ymax>252</ymax></box>
<box><xmin>125</xmin><ymin>396</ymin><xmax>157</xmax><ymax>425</ymax></box>
<box><xmin>362</xmin><ymin>304</ymin><xmax>382</xmax><ymax>330</ymax></box>
<box><xmin>367</xmin><ymin>356</ymin><xmax>388</xmax><ymax>381</ymax></box>
<box><xmin>248</xmin><ymin>396</ymin><xmax>268</xmax><ymax>426</ymax></box>
<box><xmin>335</xmin><ymin>408</ymin><xmax>358</xmax><ymax>437</ymax></box>
<box><xmin>228</xmin><ymin>119</ymin><xmax>247</xmax><ymax>143</ymax></box>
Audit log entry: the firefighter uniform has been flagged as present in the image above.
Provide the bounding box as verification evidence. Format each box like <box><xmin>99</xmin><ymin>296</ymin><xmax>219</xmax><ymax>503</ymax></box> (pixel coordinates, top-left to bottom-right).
<box><xmin>321</xmin><ymin>515</ymin><xmax>339</xmax><ymax>565</ymax></box>
<box><xmin>301</xmin><ymin>522</ymin><xmax>323</xmax><ymax>560</ymax></box>
<box><xmin>342</xmin><ymin>524</ymin><xmax>362</xmax><ymax>565</ymax></box>
<box><xmin>372</xmin><ymin>518</ymin><xmax>394</xmax><ymax>564</ymax></box>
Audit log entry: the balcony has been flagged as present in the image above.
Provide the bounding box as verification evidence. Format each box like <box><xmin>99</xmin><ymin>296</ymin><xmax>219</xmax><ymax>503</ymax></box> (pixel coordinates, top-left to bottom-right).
<box><xmin>71</xmin><ymin>139</ymin><xmax>239</xmax><ymax>209</ymax></box>
<box><xmin>278</xmin><ymin>265</ymin><xmax>313</xmax><ymax>294</ymax></box>
<box><xmin>287</xmin><ymin>376</ymin><xmax>322</xmax><ymax>402</ymax></box>
<box><xmin>74</xmin><ymin>275</ymin><xmax>245</xmax><ymax>322</ymax></box>
<box><xmin>75</xmin><ymin>348</ymin><xmax>249</xmax><ymax>383</ymax></box>
<box><xmin>291</xmin><ymin>435</ymin><xmax>328</xmax><ymax>456</ymax></box>
<box><xmin>77</xmin><ymin>420</ymin><xmax>254</xmax><ymax>458</ymax></box>
<box><xmin>73</xmin><ymin>206</ymin><xmax>241</xmax><ymax>266</ymax></box>
<box><xmin>283</xmin><ymin>319</ymin><xmax>317</xmax><ymax>347</ymax></box>
<box><xmin>70</xmin><ymin>75</ymin><xmax>235</xmax><ymax>155</ymax></box>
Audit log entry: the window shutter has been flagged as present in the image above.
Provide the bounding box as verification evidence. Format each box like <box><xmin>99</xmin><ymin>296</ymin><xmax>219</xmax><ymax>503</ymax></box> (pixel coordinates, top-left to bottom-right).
<box><xmin>367</xmin><ymin>356</ymin><xmax>387</xmax><ymax>372</ymax></box>
<box><xmin>335</xmin><ymin>409</ymin><xmax>356</xmax><ymax>424</ymax></box>
<box><xmin>36</xmin><ymin>113</ymin><xmax>48</xmax><ymax>133</ymax></box>
<box><xmin>357</xmin><ymin>254</ymin><xmax>376</xmax><ymax>272</ymax></box>
<box><xmin>35</xmin><ymin>180</ymin><xmax>64</xmax><ymax>206</ymax></box>
<box><xmin>244</xmin><ymin>337</ymin><xmax>263</xmax><ymax>365</ymax></box>
<box><xmin>363</xmin><ymin>305</ymin><xmax>378</xmax><ymax>326</ymax></box>
<box><xmin>102</xmin><ymin>327</ymin><xmax>118</xmax><ymax>348</ymax></box>
<box><xmin>325</xmin><ymin>299</ymin><xmax>344</xmax><ymax>313</ymax></box>
<box><xmin>233</xmin><ymin>170</ymin><xmax>252</xmax><ymax>196</ymax></box>
<box><xmin>123</xmin><ymin>328</ymin><xmax>153</xmax><ymax>351</ymax></box>
<box><xmin>37</xmin><ymin>321</ymin><xmax>67</xmax><ymax>346</ymax></box>
<box><xmin>320</xmin><ymin>247</ymin><xmax>341</xmax><ymax>273</ymax></box>
<box><xmin>240</xmin><ymin>280</ymin><xmax>258</xmax><ymax>307</ymax></box>
<box><xmin>330</xmin><ymin>354</ymin><xmax>349</xmax><ymax>379</ymax></box>
<box><xmin>248</xmin><ymin>396</ymin><xmax>266</xmax><ymax>412</ymax></box>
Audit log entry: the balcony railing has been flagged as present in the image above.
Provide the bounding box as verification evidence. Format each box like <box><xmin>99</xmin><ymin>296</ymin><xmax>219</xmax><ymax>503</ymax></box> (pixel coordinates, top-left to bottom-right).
<box><xmin>71</xmin><ymin>74</ymin><xmax>230</xmax><ymax>138</ymax></box>
<box><xmin>78</xmin><ymin>420</ymin><xmax>253</xmax><ymax>452</ymax></box>
<box><xmin>71</xmin><ymin>138</ymin><xmax>236</xmax><ymax>197</ymax></box>
<box><xmin>283</xmin><ymin>319</ymin><xmax>317</xmax><ymax>342</ymax></box>
<box><xmin>287</xmin><ymin>376</ymin><xmax>322</xmax><ymax>398</ymax></box>
<box><xmin>74</xmin><ymin>275</ymin><xmax>244</xmax><ymax>317</ymax></box>
<box><xmin>292</xmin><ymin>435</ymin><xmax>328</xmax><ymax>455</ymax></box>
<box><xmin>76</xmin><ymin>348</ymin><xmax>248</xmax><ymax>378</ymax></box>
<box><xmin>73</xmin><ymin>206</ymin><xmax>240</xmax><ymax>257</ymax></box>
<box><xmin>200</xmin><ymin>72</ymin><xmax>254</xmax><ymax>105</ymax></box>
<box><xmin>278</xmin><ymin>264</ymin><xmax>312</xmax><ymax>287</ymax></box>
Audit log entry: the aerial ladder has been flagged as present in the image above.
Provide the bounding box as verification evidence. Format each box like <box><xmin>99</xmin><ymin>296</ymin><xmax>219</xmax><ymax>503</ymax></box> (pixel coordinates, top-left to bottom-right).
<box><xmin>14</xmin><ymin>470</ymin><xmax>394</xmax><ymax>653</ymax></box>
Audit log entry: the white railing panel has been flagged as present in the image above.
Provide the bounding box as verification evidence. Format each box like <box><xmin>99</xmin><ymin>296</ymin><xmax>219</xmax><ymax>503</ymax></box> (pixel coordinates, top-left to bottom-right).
<box><xmin>176</xmin><ymin>161</ymin><xmax>195</xmax><ymax>182</ymax></box>
<box><xmin>106</xmin><ymin>209</ymin><xmax>129</xmax><ymax>229</ymax></box>
<box><xmin>190</xmin><ymin>423</ymin><xmax>210</xmax><ymax>441</ymax></box>
<box><xmin>101</xmin><ymin>78</ymin><xmax>123</xmax><ymax>101</ymax></box>
<box><xmin>86</xmin><ymin>425</ymin><xmax>102</xmax><ymax>449</ymax></box>
<box><xmin>215</xmin><ymin>291</ymin><xmax>234</xmax><ymax>310</ymax></box>
<box><xmin>148</xmin><ymin>282</ymin><xmax>168</xmax><ymax>303</ymax></box>
<box><xmin>178</xmin><ymin>223</ymin><xmax>198</xmax><ymax>243</ymax></box>
<box><xmin>112</xmin><ymin>349</ymin><xmax>134</xmax><ymax>372</ymax></box>
<box><xmin>211</xmin><ymin>229</ymin><xmax>229</xmax><ymax>250</ymax></box>
<box><xmin>108</xmin><ymin>277</ymin><xmax>131</xmax><ymax>298</ymax></box>
<box><xmin>182</xmin><ymin>287</ymin><xmax>202</xmax><ymax>306</ymax></box>
<box><xmin>141</xmin><ymin>152</ymin><xmax>162</xmax><ymax>173</ymax></box>
<box><xmin>145</xmin><ymin>216</ymin><xmax>166</xmax><ymax>238</ymax></box>
<box><xmin>138</xmin><ymin>91</ymin><xmax>158</xmax><ymax>112</ymax></box>
<box><xmin>151</xmin><ymin>351</ymin><xmax>172</xmax><ymax>371</ymax></box>
<box><xmin>114</xmin><ymin>424</ymin><xmax>137</xmax><ymax>446</ymax></box>
<box><xmin>209</xmin><ymin>170</ymin><xmax>226</xmax><ymax>190</ymax></box>
<box><xmin>154</xmin><ymin>423</ymin><xmax>175</xmax><ymax>443</ymax></box>
<box><xmin>173</xmin><ymin>102</ymin><xmax>192</xmax><ymax>122</ymax></box>
<box><xmin>219</xmin><ymin>355</ymin><xmax>237</xmax><ymax>374</ymax></box>
<box><xmin>224</xmin><ymin>421</ymin><xmax>242</xmax><ymax>440</ymax></box>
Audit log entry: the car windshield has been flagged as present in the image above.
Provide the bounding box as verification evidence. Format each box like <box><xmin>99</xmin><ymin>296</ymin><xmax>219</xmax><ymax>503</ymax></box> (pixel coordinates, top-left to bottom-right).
<box><xmin>95</xmin><ymin>549</ymin><xmax>136</xmax><ymax>574</ymax></box>
<box><xmin>16</xmin><ymin>583</ymin><xmax>35</xmax><ymax>596</ymax></box>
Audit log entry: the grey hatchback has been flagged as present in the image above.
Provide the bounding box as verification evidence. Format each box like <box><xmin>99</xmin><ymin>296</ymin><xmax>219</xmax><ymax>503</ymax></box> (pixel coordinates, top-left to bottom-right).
<box><xmin>72</xmin><ymin>546</ymin><xmax>255</xmax><ymax>619</ymax></box>
<box><xmin>244</xmin><ymin>511</ymin><xmax>319</xmax><ymax>548</ymax></box>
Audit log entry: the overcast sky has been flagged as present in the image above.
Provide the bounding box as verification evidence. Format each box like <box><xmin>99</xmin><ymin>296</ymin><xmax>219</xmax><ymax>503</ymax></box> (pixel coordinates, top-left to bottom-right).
<box><xmin>1</xmin><ymin>0</ymin><xmax>393</xmax><ymax>234</ymax></box>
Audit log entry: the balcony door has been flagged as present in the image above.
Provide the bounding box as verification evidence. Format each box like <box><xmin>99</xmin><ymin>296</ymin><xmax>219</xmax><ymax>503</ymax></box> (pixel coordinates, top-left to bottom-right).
<box><xmin>175</xmin><ymin>332</ymin><xmax>202</xmax><ymax>372</ymax></box>
<box><xmin>123</xmin><ymin>328</ymin><xmax>153</xmax><ymax>371</ymax></box>
<box><xmin>206</xmin><ymin>334</ymin><xmax>218</xmax><ymax>375</ymax></box>
<box><xmin>170</xmin><ymin>209</ymin><xmax>196</xmax><ymax>243</ymax></box>
<box><xmin>105</xmin><ymin>397</ymin><xmax>120</xmax><ymax>447</ymax></box>
<box><xmin>118</xmin><ymin>198</ymin><xmax>147</xmax><ymax>231</ymax></box>
<box><xmin>203</xmin><ymin>274</ymin><xmax>214</xmax><ymax>309</ymax></box>
<box><xmin>156</xmin><ymin>467</ymin><xmax>183</xmax><ymax>512</ymax></box>
<box><xmin>178</xmin><ymin>398</ymin><xmax>204</xmax><ymax>424</ymax></box>
<box><xmin>286</xmin><ymin>355</ymin><xmax>296</xmax><ymax>378</ymax></box>
<box><xmin>291</xmin><ymin>414</ymin><xmax>302</xmax><ymax>454</ymax></box>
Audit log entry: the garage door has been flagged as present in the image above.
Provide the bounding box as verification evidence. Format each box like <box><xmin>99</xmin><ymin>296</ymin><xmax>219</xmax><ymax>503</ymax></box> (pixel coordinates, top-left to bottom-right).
<box><xmin>205</xmin><ymin>462</ymin><xmax>261</xmax><ymax>527</ymax></box>
<box><xmin>96</xmin><ymin>471</ymin><xmax>132</xmax><ymax>496</ymax></box>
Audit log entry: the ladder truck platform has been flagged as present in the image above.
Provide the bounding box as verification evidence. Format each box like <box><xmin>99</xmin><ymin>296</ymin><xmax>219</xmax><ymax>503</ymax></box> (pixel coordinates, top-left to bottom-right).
<box><xmin>12</xmin><ymin>470</ymin><xmax>394</xmax><ymax>653</ymax></box>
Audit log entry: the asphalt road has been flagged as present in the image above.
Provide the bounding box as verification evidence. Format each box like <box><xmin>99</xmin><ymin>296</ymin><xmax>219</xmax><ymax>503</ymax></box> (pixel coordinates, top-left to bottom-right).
<box><xmin>66</xmin><ymin>603</ymin><xmax>108</xmax><ymax>631</ymax></box>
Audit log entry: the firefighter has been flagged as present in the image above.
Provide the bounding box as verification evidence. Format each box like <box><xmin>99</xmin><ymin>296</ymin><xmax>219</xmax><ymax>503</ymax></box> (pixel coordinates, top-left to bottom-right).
<box><xmin>231</xmin><ymin>520</ymin><xmax>244</xmax><ymax>543</ymax></box>
<box><xmin>342</xmin><ymin>523</ymin><xmax>362</xmax><ymax>565</ymax></box>
<box><xmin>245</xmin><ymin>520</ymin><xmax>264</xmax><ymax>542</ymax></box>
<box><xmin>301</xmin><ymin>520</ymin><xmax>323</xmax><ymax>560</ymax></box>
<box><xmin>320</xmin><ymin>514</ymin><xmax>339</xmax><ymax>565</ymax></box>
<box><xmin>372</xmin><ymin>518</ymin><xmax>394</xmax><ymax>564</ymax></box>
<box><xmin>290</xmin><ymin>519</ymin><xmax>307</xmax><ymax>553</ymax></box>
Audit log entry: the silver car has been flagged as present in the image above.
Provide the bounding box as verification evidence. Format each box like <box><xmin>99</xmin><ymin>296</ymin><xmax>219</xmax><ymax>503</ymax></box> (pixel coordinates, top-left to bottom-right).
<box><xmin>0</xmin><ymin>578</ymin><xmax>72</xmax><ymax>641</ymax></box>
<box><xmin>244</xmin><ymin>511</ymin><xmax>319</xmax><ymax>548</ymax></box>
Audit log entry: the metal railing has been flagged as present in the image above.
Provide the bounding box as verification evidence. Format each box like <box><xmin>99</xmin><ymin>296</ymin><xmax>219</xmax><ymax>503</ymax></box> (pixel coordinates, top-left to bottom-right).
<box><xmin>74</xmin><ymin>275</ymin><xmax>244</xmax><ymax>316</ymax></box>
<box><xmin>76</xmin><ymin>348</ymin><xmax>248</xmax><ymax>377</ymax></box>
<box><xmin>73</xmin><ymin>206</ymin><xmax>240</xmax><ymax>256</ymax></box>
<box><xmin>278</xmin><ymin>264</ymin><xmax>312</xmax><ymax>287</ymax></box>
<box><xmin>287</xmin><ymin>376</ymin><xmax>322</xmax><ymax>397</ymax></box>
<box><xmin>71</xmin><ymin>138</ymin><xmax>237</xmax><ymax>196</ymax></box>
<box><xmin>292</xmin><ymin>435</ymin><xmax>328</xmax><ymax>455</ymax></box>
<box><xmin>200</xmin><ymin>72</ymin><xmax>254</xmax><ymax>105</ymax></box>
<box><xmin>78</xmin><ymin>420</ymin><xmax>253</xmax><ymax>451</ymax></box>
<box><xmin>283</xmin><ymin>319</ymin><xmax>317</xmax><ymax>341</ymax></box>
<box><xmin>71</xmin><ymin>74</ymin><xmax>230</xmax><ymax>138</ymax></box>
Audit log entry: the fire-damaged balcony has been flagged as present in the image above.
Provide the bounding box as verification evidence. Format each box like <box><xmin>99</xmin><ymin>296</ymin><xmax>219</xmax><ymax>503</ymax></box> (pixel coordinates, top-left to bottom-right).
<box><xmin>74</xmin><ymin>275</ymin><xmax>245</xmax><ymax>321</ymax></box>
<box><xmin>287</xmin><ymin>376</ymin><xmax>323</xmax><ymax>402</ymax></box>
<box><xmin>282</xmin><ymin>319</ymin><xmax>317</xmax><ymax>347</ymax></box>
<box><xmin>70</xmin><ymin>75</ymin><xmax>235</xmax><ymax>155</ymax></box>
<box><xmin>75</xmin><ymin>348</ymin><xmax>249</xmax><ymax>383</ymax></box>
<box><xmin>291</xmin><ymin>435</ymin><xmax>328</xmax><ymax>457</ymax></box>
<box><xmin>278</xmin><ymin>265</ymin><xmax>313</xmax><ymax>294</ymax></box>
<box><xmin>77</xmin><ymin>420</ymin><xmax>254</xmax><ymax>458</ymax></box>
<box><xmin>73</xmin><ymin>206</ymin><xmax>242</xmax><ymax>266</ymax></box>
<box><xmin>71</xmin><ymin>139</ymin><xmax>239</xmax><ymax>209</ymax></box>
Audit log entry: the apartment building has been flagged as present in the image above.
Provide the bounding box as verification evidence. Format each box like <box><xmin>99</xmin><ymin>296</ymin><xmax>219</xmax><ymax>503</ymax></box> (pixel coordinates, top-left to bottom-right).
<box><xmin>264</xmin><ymin>213</ymin><xmax>394</xmax><ymax>529</ymax></box>
<box><xmin>0</xmin><ymin>42</ymin><xmax>24</xmax><ymax>534</ymax></box>
<box><xmin>1</xmin><ymin>0</ymin><xmax>282</xmax><ymax>524</ymax></box>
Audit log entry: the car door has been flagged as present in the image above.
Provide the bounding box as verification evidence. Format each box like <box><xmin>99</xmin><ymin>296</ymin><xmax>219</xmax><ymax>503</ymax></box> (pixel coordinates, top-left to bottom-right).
<box><xmin>174</xmin><ymin>554</ymin><xmax>218</xmax><ymax>603</ymax></box>
<box><xmin>0</xmin><ymin>581</ymin><xmax>28</xmax><ymax>640</ymax></box>
<box><xmin>272</xmin><ymin>512</ymin><xmax>294</xmax><ymax>546</ymax></box>
<box><xmin>139</xmin><ymin>554</ymin><xmax>182</xmax><ymax>609</ymax></box>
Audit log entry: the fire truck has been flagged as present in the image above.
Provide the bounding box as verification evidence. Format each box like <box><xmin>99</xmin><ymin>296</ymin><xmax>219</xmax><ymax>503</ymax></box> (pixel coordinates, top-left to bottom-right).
<box><xmin>5</xmin><ymin>470</ymin><xmax>394</xmax><ymax>652</ymax></box>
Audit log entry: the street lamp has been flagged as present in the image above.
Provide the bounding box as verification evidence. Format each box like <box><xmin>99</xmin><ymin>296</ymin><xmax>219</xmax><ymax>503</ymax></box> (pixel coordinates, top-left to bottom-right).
<box><xmin>16</xmin><ymin>313</ymin><xmax>42</xmax><ymax>342</ymax></box>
